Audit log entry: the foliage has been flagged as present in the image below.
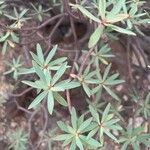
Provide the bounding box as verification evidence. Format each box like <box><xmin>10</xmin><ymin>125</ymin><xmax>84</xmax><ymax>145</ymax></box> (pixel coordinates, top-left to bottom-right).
<box><xmin>53</xmin><ymin>107</ymin><xmax>101</xmax><ymax>150</ymax></box>
<box><xmin>22</xmin><ymin>44</ymin><xmax>80</xmax><ymax>114</ymax></box>
<box><xmin>0</xmin><ymin>0</ymin><xmax>149</xmax><ymax>149</ymax></box>
<box><xmin>8</xmin><ymin>128</ymin><xmax>28</xmax><ymax>150</ymax></box>
<box><xmin>119</xmin><ymin>125</ymin><xmax>150</xmax><ymax>150</ymax></box>
<box><xmin>4</xmin><ymin>56</ymin><xmax>23</xmax><ymax>80</ymax></box>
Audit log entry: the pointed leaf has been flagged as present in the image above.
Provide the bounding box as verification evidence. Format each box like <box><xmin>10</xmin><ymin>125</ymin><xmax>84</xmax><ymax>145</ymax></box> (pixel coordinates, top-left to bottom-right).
<box><xmin>88</xmin><ymin>26</ymin><xmax>104</xmax><ymax>48</ymax></box>
<box><xmin>47</xmin><ymin>91</ymin><xmax>54</xmax><ymax>114</ymax></box>
<box><xmin>28</xmin><ymin>91</ymin><xmax>47</xmax><ymax>109</ymax></box>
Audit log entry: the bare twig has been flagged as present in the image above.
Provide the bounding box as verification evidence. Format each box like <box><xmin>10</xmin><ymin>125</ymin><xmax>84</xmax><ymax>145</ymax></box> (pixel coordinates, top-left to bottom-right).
<box><xmin>78</xmin><ymin>47</ymin><xmax>94</xmax><ymax>76</ymax></box>
<box><xmin>9</xmin><ymin>87</ymin><xmax>33</xmax><ymax>97</ymax></box>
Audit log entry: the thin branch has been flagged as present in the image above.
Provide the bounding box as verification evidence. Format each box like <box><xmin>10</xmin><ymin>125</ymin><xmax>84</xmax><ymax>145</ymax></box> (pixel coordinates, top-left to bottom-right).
<box><xmin>8</xmin><ymin>87</ymin><xmax>33</xmax><ymax>97</ymax></box>
<box><xmin>78</xmin><ymin>47</ymin><xmax>94</xmax><ymax>76</ymax></box>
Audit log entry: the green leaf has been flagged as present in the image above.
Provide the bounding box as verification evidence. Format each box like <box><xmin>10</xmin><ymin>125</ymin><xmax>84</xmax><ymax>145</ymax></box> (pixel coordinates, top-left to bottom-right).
<box><xmin>30</xmin><ymin>52</ymin><xmax>42</xmax><ymax>66</ymax></box>
<box><xmin>98</xmin><ymin>0</ymin><xmax>106</xmax><ymax>19</ymax></box>
<box><xmin>2</xmin><ymin>40</ymin><xmax>8</xmax><ymax>55</ymax></box>
<box><xmin>105</xmin><ymin>79</ymin><xmax>125</xmax><ymax>85</ymax></box>
<box><xmin>36</xmin><ymin>43</ymin><xmax>44</xmax><ymax>64</ymax></box>
<box><xmin>22</xmin><ymin>80</ymin><xmax>39</xmax><ymax>89</ymax></box>
<box><xmin>71</xmin><ymin>107</ymin><xmax>78</xmax><ymax>130</ymax></box>
<box><xmin>103</xmin><ymin>85</ymin><xmax>120</xmax><ymax>101</ymax></box>
<box><xmin>70</xmin><ymin>138</ymin><xmax>76</xmax><ymax>150</ymax></box>
<box><xmin>101</xmin><ymin>103</ymin><xmax>111</xmax><ymax>123</ymax></box>
<box><xmin>57</xmin><ymin>121</ymin><xmax>69</xmax><ymax>133</ymax></box>
<box><xmin>0</xmin><ymin>32</ymin><xmax>10</xmax><ymax>42</ymax></box>
<box><xmin>76</xmin><ymin>138</ymin><xmax>84</xmax><ymax>150</ymax></box>
<box><xmin>55</xmin><ymin>81</ymin><xmax>80</xmax><ymax>90</ymax></box>
<box><xmin>104</xmin><ymin>129</ymin><xmax>118</xmax><ymax>142</ymax></box>
<box><xmin>121</xmin><ymin>141</ymin><xmax>130</xmax><ymax>150</ymax></box>
<box><xmin>82</xmin><ymin>82</ymin><xmax>91</xmax><ymax>97</ymax></box>
<box><xmin>11</xmin><ymin>32</ymin><xmax>19</xmax><ymax>43</ymax></box>
<box><xmin>103</xmin><ymin>63</ymin><xmax>111</xmax><ymax>81</ymax></box>
<box><xmin>62</xmin><ymin>137</ymin><xmax>73</xmax><ymax>147</ymax></box>
<box><xmin>74</xmin><ymin>4</ymin><xmax>100</xmax><ymax>22</ymax></box>
<box><xmin>45</xmin><ymin>45</ymin><xmax>57</xmax><ymax>65</ymax></box>
<box><xmin>78</xmin><ymin>114</ymin><xmax>84</xmax><ymax>127</ymax></box>
<box><xmin>19</xmin><ymin>9</ymin><xmax>28</xmax><ymax>18</ymax></box>
<box><xmin>51</xmin><ymin>62</ymin><xmax>67</xmax><ymax>85</ymax></box>
<box><xmin>89</xmin><ymin>105</ymin><xmax>100</xmax><ymax>124</ymax></box>
<box><xmin>106</xmin><ymin>14</ymin><xmax>129</xmax><ymax>24</ymax></box>
<box><xmin>53</xmin><ymin>134</ymin><xmax>72</xmax><ymax>141</ymax></box>
<box><xmin>78</xmin><ymin>118</ymin><xmax>93</xmax><ymax>132</ymax></box>
<box><xmin>28</xmin><ymin>91</ymin><xmax>47</xmax><ymax>109</ymax></box>
<box><xmin>32</xmin><ymin>61</ymin><xmax>46</xmax><ymax>83</ymax></box>
<box><xmin>80</xmin><ymin>135</ymin><xmax>101</xmax><ymax>148</ymax></box>
<box><xmin>107</xmin><ymin>24</ymin><xmax>136</xmax><ymax>36</ymax></box>
<box><xmin>47</xmin><ymin>91</ymin><xmax>54</xmax><ymax>114</ymax></box>
<box><xmin>87</xmin><ymin>127</ymin><xmax>99</xmax><ymax>139</ymax></box>
<box><xmin>53</xmin><ymin>92</ymin><xmax>67</xmax><ymax>106</ymax></box>
<box><xmin>45</xmin><ymin>70</ymin><xmax>51</xmax><ymax>84</ymax></box>
<box><xmin>48</xmin><ymin>57</ymin><xmax>67</xmax><ymax>67</ymax></box>
<box><xmin>110</xmin><ymin>0</ymin><xmax>125</xmax><ymax>15</ymax></box>
<box><xmin>88</xmin><ymin>26</ymin><xmax>104</xmax><ymax>48</ymax></box>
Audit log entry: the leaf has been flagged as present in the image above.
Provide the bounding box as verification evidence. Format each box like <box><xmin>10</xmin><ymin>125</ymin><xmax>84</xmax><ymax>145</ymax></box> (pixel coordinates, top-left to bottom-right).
<box><xmin>47</xmin><ymin>91</ymin><xmax>54</xmax><ymax>114</ymax></box>
<box><xmin>14</xmin><ymin>7</ymin><xmax>18</xmax><ymax>18</ymax></box>
<box><xmin>104</xmin><ymin>129</ymin><xmax>118</xmax><ymax>142</ymax></box>
<box><xmin>105</xmin><ymin>118</ymin><xmax>120</xmax><ymax>126</ymax></box>
<box><xmin>32</xmin><ymin>61</ymin><xmax>46</xmax><ymax>83</ymax></box>
<box><xmin>57</xmin><ymin>121</ymin><xmax>69</xmax><ymax>133</ymax></box>
<box><xmin>71</xmin><ymin>107</ymin><xmax>77</xmax><ymax>130</ymax></box>
<box><xmin>19</xmin><ymin>9</ymin><xmax>28</xmax><ymax>18</ymax></box>
<box><xmin>82</xmin><ymin>82</ymin><xmax>91</xmax><ymax>97</ymax></box>
<box><xmin>101</xmin><ymin>103</ymin><xmax>111</xmax><ymax>123</ymax></box>
<box><xmin>28</xmin><ymin>91</ymin><xmax>47</xmax><ymax>109</ymax></box>
<box><xmin>53</xmin><ymin>92</ymin><xmax>67</xmax><ymax>106</ymax></box>
<box><xmin>22</xmin><ymin>80</ymin><xmax>39</xmax><ymax>89</ymax></box>
<box><xmin>78</xmin><ymin>114</ymin><xmax>84</xmax><ymax>127</ymax></box>
<box><xmin>48</xmin><ymin>57</ymin><xmax>67</xmax><ymax>67</ymax></box>
<box><xmin>106</xmin><ymin>14</ymin><xmax>129</xmax><ymax>23</ymax></box>
<box><xmin>88</xmin><ymin>26</ymin><xmax>104</xmax><ymax>48</ymax></box>
<box><xmin>30</xmin><ymin>52</ymin><xmax>42</xmax><ymax>66</ymax></box>
<box><xmin>0</xmin><ymin>32</ymin><xmax>10</xmax><ymax>42</ymax></box>
<box><xmin>53</xmin><ymin>134</ymin><xmax>72</xmax><ymax>141</ymax></box>
<box><xmin>98</xmin><ymin>0</ymin><xmax>106</xmax><ymax>19</ymax></box>
<box><xmin>110</xmin><ymin>0</ymin><xmax>125</xmax><ymax>15</ymax></box>
<box><xmin>36</xmin><ymin>43</ymin><xmax>44</xmax><ymax>64</ymax></box>
<box><xmin>89</xmin><ymin>105</ymin><xmax>100</xmax><ymax>124</ymax></box>
<box><xmin>121</xmin><ymin>141</ymin><xmax>130</xmax><ymax>150</ymax></box>
<box><xmin>105</xmin><ymin>79</ymin><xmax>125</xmax><ymax>85</ymax></box>
<box><xmin>51</xmin><ymin>62</ymin><xmax>67</xmax><ymax>85</ymax></box>
<box><xmin>87</xmin><ymin>127</ymin><xmax>99</xmax><ymax>139</ymax></box>
<box><xmin>11</xmin><ymin>32</ymin><xmax>19</xmax><ymax>43</ymax></box>
<box><xmin>80</xmin><ymin>135</ymin><xmax>101</xmax><ymax>148</ymax></box>
<box><xmin>45</xmin><ymin>70</ymin><xmax>51</xmax><ymax>84</ymax></box>
<box><xmin>45</xmin><ymin>45</ymin><xmax>57</xmax><ymax>65</ymax></box>
<box><xmin>76</xmin><ymin>138</ymin><xmax>84</xmax><ymax>150</ymax></box>
<box><xmin>74</xmin><ymin>4</ymin><xmax>100</xmax><ymax>22</ymax></box>
<box><xmin>105</xmin><ymin>73</ymin><xmax>119</xmax><ymax>82</ymax></box>
<box><xmin>55</xmin><ymin>81</ymin><xmax>80</xmax><ymax>90</ymax></box>
<box><xmin>107</xmin><ymin>24</ymin><xmax>136</xmax><ymax>36</ymax></box>
<box><xmin>70</xmin><ymin>138</ymin><xmax>76</xmax><ymax>150</ymax></box>
<box><xmin>2</xmin><ymin>40</ymin><xmax>8</xmax><ymax>55</ymax></box>
<box><xmin>103</xmin><ymin>63</ymin><xmax>111</xmax><ymax>81</ymax></box>
<box><xmin>62</xmin><ymin>137</ymin><xmax>73</xmax><ymax>147</ymax></box>
<box><xmin>78</xmin><ymin>117</ymin><xmax>93</xmax><ymax>132</ymax></box>
<box><xmin>103</xmin><ymin>85</ymin><xmax>120</xmax><ymax>101</ymax></box>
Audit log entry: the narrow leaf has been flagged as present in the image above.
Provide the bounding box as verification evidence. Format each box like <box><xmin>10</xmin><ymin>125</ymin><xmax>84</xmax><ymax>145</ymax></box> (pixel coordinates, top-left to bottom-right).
<box><xmin>88</xmin><ymin>26</ymin><xmax>104</xmax><ymax>48</ymax></box>
<box><xmin>28</xmin><ymin>91</ymin><xmax>47</xmax><ymax>109</ymax></box>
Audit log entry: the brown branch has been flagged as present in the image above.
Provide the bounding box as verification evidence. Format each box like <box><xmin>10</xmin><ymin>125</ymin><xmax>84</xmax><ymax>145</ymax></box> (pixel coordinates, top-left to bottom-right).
<box><xmin>78</xmin><ymin>47</ymin><xmax>94</xmax><ymax>76</ymax></box>
<box><xmin>8</xmin><ymin>87</ymin><xmax>33</xmax><ymax>97</ymax></box>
